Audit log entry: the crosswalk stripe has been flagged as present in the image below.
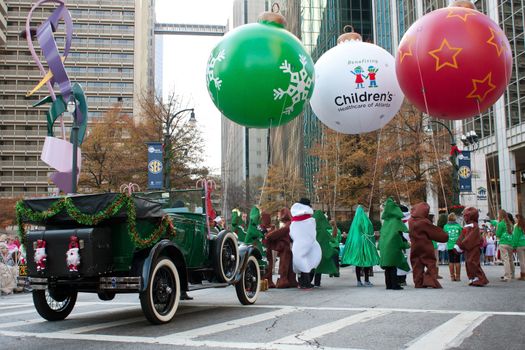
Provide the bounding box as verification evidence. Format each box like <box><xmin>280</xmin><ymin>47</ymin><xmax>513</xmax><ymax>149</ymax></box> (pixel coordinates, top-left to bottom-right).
<box><xmin>0</xmin><ymin>305</ymin><xmax>139</xmax><ymax>329</ymax></box>
<box><xmin>405</xmin><ymin>312</ymin><xmax>489</xmax><ymax>350</ymax></box>
<box><xmin>58</xmin><ymin>306</ymin><xmax>213</xmax><ymax>334</ymax></box>
<box><xmin>0</xmin><ymin>304</ymin><xmax>34</xmax><ymax>310</ymax></box>
<box><xmin>157</xmin><ymin>307</ymin><xmax>296</xmax><ymax>341</ymax></box>
<box><xmin>271</xmin><ymin>309</ymin><xmax>390</xmax><ymax>346</ymax></box>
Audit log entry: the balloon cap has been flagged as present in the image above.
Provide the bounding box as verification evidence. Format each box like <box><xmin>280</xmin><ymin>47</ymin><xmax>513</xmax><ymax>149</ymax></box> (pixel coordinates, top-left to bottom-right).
<box><xmin>258</xmin><ymin>3</ymin><xmax>287</xmax><ymax>28</ymax></box>
<box><xmin>337</xmin><ymin>25</ymin><xmax>362</xmax><ymax>44</ymax></box>
<box><xmin>449</xmin><ymin>1</ymin><xmax>476</xmax><ymax>10</ymax></box>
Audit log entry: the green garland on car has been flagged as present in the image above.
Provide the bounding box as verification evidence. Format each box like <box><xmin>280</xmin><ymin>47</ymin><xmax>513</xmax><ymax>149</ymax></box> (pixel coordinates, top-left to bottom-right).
<box><xmin>15</xmin><ymin>194</ymin><xmax>176</xmax><ymax>248</ymax></box>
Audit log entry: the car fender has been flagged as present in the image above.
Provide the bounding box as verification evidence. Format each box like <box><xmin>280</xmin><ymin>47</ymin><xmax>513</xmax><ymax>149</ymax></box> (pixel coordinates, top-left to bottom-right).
<box><xmin>233</xmin><ymin>244</ymin><xmax>262</xmax><ymax>284</ymax></box>
<box><xmin>139</xmin><ymin>239</ymin><xmax>188</xmax><ymax>293</ymax></box>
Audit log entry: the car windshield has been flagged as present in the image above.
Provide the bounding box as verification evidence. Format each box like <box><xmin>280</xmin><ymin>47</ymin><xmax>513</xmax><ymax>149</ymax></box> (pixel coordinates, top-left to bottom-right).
<box><xmin>134</xmin><ymin>190</ymin><xmax>204</xmax><ymax>215</ymax></box>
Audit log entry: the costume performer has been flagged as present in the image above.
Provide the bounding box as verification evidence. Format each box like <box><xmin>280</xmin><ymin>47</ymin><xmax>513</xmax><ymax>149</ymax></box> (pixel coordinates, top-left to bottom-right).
<box><xmin>443</xmin><ymin>213</ymin><xmax>463</xmax><ymax>281</ymax></box>
<box><xmin>396</xmin><ymin>205</ymin><xmax>411</xmax><ymax>286</ymax></box>
<box><xmin>512</xmin><ymin>214</ymin><xmax>525</xmax><ymax>280</ymax></box>
<box><xmin>312</xmin><ymin>210</ymin><xmax>339</xmax><ymax>287</ymax></box>
<box><xmin>408</xmin><ymin>202</ymin><xmax>448</xmax><ymax>288</ymax></box>
<box><xmin>259</xmin><ymin>212</ymin><xmax>275</xmax><ymax>288</ymax></box>
<box><xmin>230</xmin><ymin>208</ymin><xmax>246</xmax><ymax>242</ymax></box>
<box><xmin>379</xmin><ymin>198</ymin><xmax>410</xmax><ymax>290</ymax></box>
<box><xmin>329</xmin><ymin>220</ymin><xmax>342</xmax><ymax>277</ymax></box>
<box><xmin>244</xmin><ymin>206</ymin><xmax>264</xmax><ymax>253</ymax></box>
<box><xmin>290</xmin><ymin>199</ymin><xmax>321</xmax><ymax>289</ymax></box>
<box><xmin>264</xmin><ymin>208</ymin><xmax>298</xmax><ymax>288</ymax></box>
<box><xmin>495</xmin><ymin>209</ymin><xmax>514</xmax><ymax>281</ymax></box>
<box><xmin>341</xmin><ymin>205</ymin><xmax>379</xmax><ymax>287</ymax></box>
<box><xmin>454</xmin><ymin>207</ymin><xmax>489</xmax><ymax>286</ymax></box>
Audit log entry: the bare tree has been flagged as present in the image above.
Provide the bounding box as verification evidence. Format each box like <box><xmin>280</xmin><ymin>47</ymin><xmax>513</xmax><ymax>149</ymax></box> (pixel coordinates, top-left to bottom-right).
<box><xmin>138</xmin><ymin>91</ymin><xmax>209</xmax><ymax>189</ymax></box>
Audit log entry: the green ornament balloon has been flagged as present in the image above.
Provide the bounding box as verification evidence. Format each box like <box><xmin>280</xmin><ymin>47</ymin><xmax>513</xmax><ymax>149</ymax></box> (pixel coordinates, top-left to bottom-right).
<box><xmin>206</xmin><ymin>11</ymin><xmax>314</xmax><ymax>128</ymax></box>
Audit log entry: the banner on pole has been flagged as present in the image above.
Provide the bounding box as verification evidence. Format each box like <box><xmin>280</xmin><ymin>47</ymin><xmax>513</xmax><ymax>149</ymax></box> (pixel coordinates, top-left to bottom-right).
<box><xmin>146</xmin><ymin>142</ymin><xmax>163</xmax><ymax>190</ymax></box>
<box><xmin>458</xmin><ymin>150</ymin><xmax>472</xmax><ymax>193</ymax></box>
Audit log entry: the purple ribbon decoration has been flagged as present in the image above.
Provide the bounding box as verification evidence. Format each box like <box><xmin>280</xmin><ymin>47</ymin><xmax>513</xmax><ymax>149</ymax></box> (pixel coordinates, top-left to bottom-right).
<box><xmin>25</xmin><ymin>0</ymin><xmax>81</xmax><ymax>194</ymax></box>
<box><xmin>25</xmin><ymin>0</ymin><xmax>76</xmax><ymax>135</ymax></box>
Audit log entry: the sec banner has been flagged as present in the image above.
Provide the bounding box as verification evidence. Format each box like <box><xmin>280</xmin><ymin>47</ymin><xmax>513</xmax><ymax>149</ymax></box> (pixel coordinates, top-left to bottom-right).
<box><xmin>458</xmin><ymin>150</ymin><xmax>472</xmax><ymax>192</ymax></box>
<box><xmin>146</xmin><ymin>142</ymin><xmax>163</xmax><ymax>190</ymax></box>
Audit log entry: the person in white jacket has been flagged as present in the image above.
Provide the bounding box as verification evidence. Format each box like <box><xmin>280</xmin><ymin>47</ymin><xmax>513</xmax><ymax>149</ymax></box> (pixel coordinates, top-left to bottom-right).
<box><xmin>290</xmin><ymin>198</ymin><xmax>322</xmax><ymax>289</ymax></box>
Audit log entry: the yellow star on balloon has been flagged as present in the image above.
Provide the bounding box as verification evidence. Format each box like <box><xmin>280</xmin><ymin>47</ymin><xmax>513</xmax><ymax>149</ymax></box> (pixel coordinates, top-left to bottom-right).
<box><xmin>446</xmin><ymin>8</ymin><xmax>476</xmax><ymax>22</ymax></box>
<box><xmin>466</xmin><ymin>72</ymin><xmax>496</xmax><ymax>102</ymax></box>
<box><xmin>398</xmin><ymin>35</ymin><xmax>413</xmax><ymax>63</ymax></box>
<box><xmin>428</xmin><ymin>38</ymin><xmax>463</xmax><ymax>71</ymax></box>
<box><xmin>486</xmin><ymin>27</ymin><xmax>505</xmax><ymax>57</ymax></box>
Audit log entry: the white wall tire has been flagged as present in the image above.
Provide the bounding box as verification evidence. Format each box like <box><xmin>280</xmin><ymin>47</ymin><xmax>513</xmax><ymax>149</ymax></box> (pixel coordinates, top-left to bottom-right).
<box><xmin>235</xmin><ymin>255</ymin><xmax>260</xmax><ymax>305</ymax></box>
<box><xmin>140</xmin><ymin>258</ymin><xmax>180</xmax><ymax>324</ymax></box>
<box><xmin>215</xmin><ymin>231</ymin><xmax>239</xmax><ymax>283</ymax></box>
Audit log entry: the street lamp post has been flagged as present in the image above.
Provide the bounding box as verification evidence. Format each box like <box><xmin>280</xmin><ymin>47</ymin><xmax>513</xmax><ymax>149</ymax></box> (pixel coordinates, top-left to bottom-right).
<box><xmin>163</xmin><ymin>108</ymin><xmax>196</xmax><ymax>190</ymax></box>
<box><xmin>427</xmin><ymin>119</ymin><xmax>460</xmax><ymax>206</ymax></box>
<box><xmin>67</xmin><ymin>97</ymin><xmax>79</xmax><ymax>194</ymax></box>
<box><xmin>460</xmin><ymin>130</ymin><xmax>479</xmax><ymax>150</ymax></box>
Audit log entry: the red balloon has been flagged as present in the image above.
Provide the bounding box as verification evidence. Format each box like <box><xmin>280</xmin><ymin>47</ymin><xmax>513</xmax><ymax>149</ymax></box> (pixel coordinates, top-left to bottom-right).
<box><xmin>395</xmin><ymin>6</ymin><xmax>512</xmax><ymax>120</ymax></box>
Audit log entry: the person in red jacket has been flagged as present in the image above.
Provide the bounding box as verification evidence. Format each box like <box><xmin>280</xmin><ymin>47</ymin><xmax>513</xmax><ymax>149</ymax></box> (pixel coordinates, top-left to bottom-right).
<box><xmin>454</xmin><ymin>207</ymin><xmax>489</xmax><ymax>287</ymax></box>
<box><xmin>264</xmin><ymin>208</ymin><xmax>298</xmax><ymax>288</ymax></box>
<box><xmin>408</xmin><ymin>202</ymin><xmax>449</xmax><ymax>288</ymax></box>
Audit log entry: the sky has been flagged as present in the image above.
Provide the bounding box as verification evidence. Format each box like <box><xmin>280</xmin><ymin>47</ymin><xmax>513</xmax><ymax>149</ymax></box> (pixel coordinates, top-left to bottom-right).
<box><xmin>155</xmin><ymin>0</ymin><xmax>234</xmax><ymax>174</ymax></box>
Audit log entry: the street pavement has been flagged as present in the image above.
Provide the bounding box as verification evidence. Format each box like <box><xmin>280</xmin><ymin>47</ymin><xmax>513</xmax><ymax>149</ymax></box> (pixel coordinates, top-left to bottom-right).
<box><xmin>0</xmin><ymin>264</ymin><xmax>523</xmax><ymax>350</ymax></box>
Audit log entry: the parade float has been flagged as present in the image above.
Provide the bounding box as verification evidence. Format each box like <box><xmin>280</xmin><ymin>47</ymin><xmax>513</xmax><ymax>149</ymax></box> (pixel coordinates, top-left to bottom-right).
<box><xmin>16</xmin><ymin>1</ymin><xmax>262</xmax><ymax>325</ymax></box>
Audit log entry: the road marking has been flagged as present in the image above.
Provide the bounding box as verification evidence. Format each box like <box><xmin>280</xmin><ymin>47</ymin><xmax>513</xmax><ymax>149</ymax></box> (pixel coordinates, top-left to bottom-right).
<box><xmin>58</xmin><ymin>306</ymin><xmax>213</xmax><ymax>334</ymax></box>
<box><xmin>0</xmin><ymin>304</ymin><xmax>34</xmax><ymax>311</ymax></box>
<box><xmin>191</xmin><ymin>303</ymin><xmax>525</xmax><ymax>317</ymax></box>
<box><xmin>158</xmin><ymin>307</ymin><xmax>297</xmax><ymax>341</ymax></box>
<box><xmin>0</xmin><ymin>304</ymin><xmax>521</xmax><ymax>350</ymax></box>
<box><xmin>405</xmin><ymin>311</ymin><xmax>489</xmax><ymax>350</ymax></box>
<box><xmin>271</xmin><ymin>309</ymin><xmax>390</xmax><ymax>346</ymax></box>
<box><xmin>0</xmin><ymin>305</ymin><xmax>140</xmax><ymax>329</ymax></box>
<box><xmin>0</xmin><ymin>329</ymin><xmax>360</xmax><ymax>350</ymax></box>
<box><xmin>0</xmin><ymin>308</ymin><xmax>45</xmax><ymax>317</ymax></box>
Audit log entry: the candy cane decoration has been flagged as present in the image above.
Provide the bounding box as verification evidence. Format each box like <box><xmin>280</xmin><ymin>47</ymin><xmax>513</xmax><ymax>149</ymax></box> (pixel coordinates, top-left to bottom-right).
<box><xmin>120</xmin><ymin>183</ymin><xmax>141</xmax><ymax>195</ymax></box>
<box><xmin>196</xmin><ymin>179</ymin><xmax>217</xmax><ymax>238</ymax></box>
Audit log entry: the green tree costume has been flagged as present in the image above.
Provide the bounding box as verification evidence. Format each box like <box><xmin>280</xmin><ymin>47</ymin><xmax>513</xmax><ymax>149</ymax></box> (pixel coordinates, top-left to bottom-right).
<box><xmin>244</xmin><ymin>206</ymin><xmax>264</xmax><ymax>255</ymax></box>
<box><xmin>379</xmin><ymin>198</ymin><xmax>410</xmax><ymax>271</ymax></box>
<box><xmin>341</xmin><ymin>205</ymin><xmax>380</xmax><ymax>267</ymax></box>
<box><xmin>313</xmin><ymin>211</ymin><xmax>339</xmax><ymax>275</ymax></box>
<box><xmin>230</xmin><ymin>209</ymin><xmax>246</xmax><ymax>242</ymax></box>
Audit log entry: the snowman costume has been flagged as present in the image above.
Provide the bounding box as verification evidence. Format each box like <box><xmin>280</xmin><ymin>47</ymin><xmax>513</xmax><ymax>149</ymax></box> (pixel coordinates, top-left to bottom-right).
<box><xmin>290</xmin><ymin>203</ymin><xmax>321</xmax><ymax>275</ymax></box>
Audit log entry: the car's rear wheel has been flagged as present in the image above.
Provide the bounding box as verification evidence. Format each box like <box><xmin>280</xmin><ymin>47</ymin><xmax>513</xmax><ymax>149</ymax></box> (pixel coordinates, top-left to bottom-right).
<box><xmin>33</xmin><ymin>288</ymin><xmax>77</xmax><ymax>321</ymax></box>
<box><xmin>214</xmin><ymin>231</ymin><xmax>239</xmax><ymax>283</ymax></box>
<box><xmin>140</xmin><ymin>258</ymin><xmax>180</xmax><ymax>324</ymax></box>
<box><xmin>235</xmin><ymin>255</ymin><xmax>260</xmax><ymax>305</ymax></box>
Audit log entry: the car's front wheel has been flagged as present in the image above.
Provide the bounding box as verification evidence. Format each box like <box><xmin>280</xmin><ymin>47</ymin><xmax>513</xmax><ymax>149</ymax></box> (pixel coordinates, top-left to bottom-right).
<box><xmin>140</xmin><ymin>257</ymin><xmax>180</xmax><ymax>324</ymax></box>
<box><xmin>214</xmin><ymin>231</ymin><xmax>239</xmax><ymax>283</ymax></box>
<box><xmin>32</xmin><ymin>288</ymin><xmax>77</xmax><ymax>321</ymax></box>
<box><xmin>235</xmin><ymin>255</ymin><xmax>260</xmax><ymax>305</ymax></box>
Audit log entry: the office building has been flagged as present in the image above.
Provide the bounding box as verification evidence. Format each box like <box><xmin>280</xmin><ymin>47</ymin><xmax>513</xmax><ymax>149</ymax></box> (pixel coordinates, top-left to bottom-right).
<box><xmin>0</xmin><ymin>0</ymin><xmax>154</xmax><ymax>197</ymax></box>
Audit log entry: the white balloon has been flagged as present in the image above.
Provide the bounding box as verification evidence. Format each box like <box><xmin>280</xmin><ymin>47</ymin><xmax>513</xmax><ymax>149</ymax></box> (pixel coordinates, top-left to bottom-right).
<box><xmin>310</xmin><ymin>41</ymin><xmax>404</xmax><ymax>134</ymax></box>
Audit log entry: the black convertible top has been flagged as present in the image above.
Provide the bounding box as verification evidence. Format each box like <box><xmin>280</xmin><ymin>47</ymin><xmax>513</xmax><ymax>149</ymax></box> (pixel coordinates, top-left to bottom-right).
<box><xmin>21</xmin><ymin>193</ymin><xmax>165</xmax><ymax>225</ymax></box>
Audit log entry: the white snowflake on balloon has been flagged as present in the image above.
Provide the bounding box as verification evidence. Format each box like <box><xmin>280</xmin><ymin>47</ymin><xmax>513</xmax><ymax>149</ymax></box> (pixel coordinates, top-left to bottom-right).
<box><xmin>206</xmin><ymin>49</ymin><xmax>226</xmax><ymax>90</ymax></box>
<box><xmin>273</xmin><ymin>55</ymin><xmax>313</xmax><ymax>115</ymax></box>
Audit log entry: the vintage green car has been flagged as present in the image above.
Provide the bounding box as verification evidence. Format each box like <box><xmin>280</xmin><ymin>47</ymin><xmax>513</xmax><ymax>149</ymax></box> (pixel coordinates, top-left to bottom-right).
<box><xmin>16</xmin><ymin>189</ymin><xmax>262</xmax><ymax>324</ymax></box>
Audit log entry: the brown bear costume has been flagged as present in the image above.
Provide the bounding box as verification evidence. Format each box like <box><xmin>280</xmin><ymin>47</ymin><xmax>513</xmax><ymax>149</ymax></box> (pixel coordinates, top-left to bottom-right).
<box><xmin>408</xmin><ymin>203</ymin><xmax>448</xmax><ymax>288</ymax></box>
<box><xmin>455</xmin><ymin>207</ymin><xmax>489</xmax><ymax>287</ymax></box>
<box><xmin>263</xmin><ymin>208</ymin><xmax>298</xmax><ymax>288</ymax></box>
